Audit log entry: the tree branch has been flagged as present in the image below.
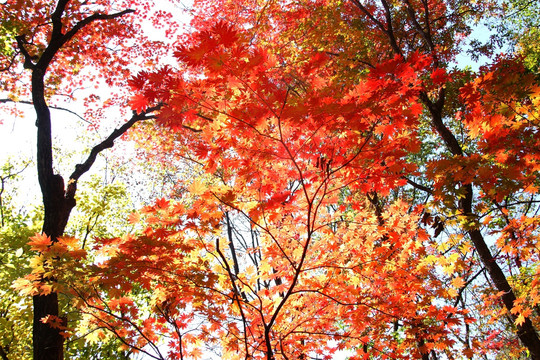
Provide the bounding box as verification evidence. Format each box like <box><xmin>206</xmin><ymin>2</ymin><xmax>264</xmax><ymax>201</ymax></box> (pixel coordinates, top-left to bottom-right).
<box><xmin>0</xmin><ymin>98</ymin><xmax>90</xmax><ymax>123</ymax></box>
<box><xmin>14</xmin><ymin>35</ymin><xmax>36</xmax><ymax>69</ymax></box>
<box><xmin>38</xmin><ymin>8</ymin><xmax>135</xmax><ymax>71</ymax></box>
<box><xmin>402</xmin><ymin>0</ymin><xmax>435</xmax><ymax>53</ymax></box>
<box><xmin>69</xmin><ymin>105</ymin><xmax>161</xmax><ymax>184</ymax></box>
<box><xmin>405</xmin><ymin>178</ymin><xmax>433</xmax><ymax>195</ymax></box>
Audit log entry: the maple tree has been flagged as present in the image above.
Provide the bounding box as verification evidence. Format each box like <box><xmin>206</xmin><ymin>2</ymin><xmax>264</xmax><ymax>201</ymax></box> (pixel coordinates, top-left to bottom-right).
<box><xmin>2</xmin><ymin>0</ymin><xmax>540</xmax><ymax>359</ymax></box>
<box><xmin>115</xmin><ymin>0</ymin><xmax>539</xmax><ymax>358</ymax></box>
<box><xmin>29</xmin><ymin>19</ymin><xmax>452</xmax><ymax>356</ymax></box>
<box><xmin>0</xmin><ymin>0</ymin><xmax>178</xmax><ymax>359</ymax></box>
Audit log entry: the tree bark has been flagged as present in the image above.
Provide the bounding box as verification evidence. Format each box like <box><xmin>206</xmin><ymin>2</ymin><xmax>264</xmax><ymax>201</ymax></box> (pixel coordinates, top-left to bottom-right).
<box><xmin>13</xmin><ymin>2</ymin><xmax>145</xmax><ymax>359</ymax></box>
<box><xmin>425</xmin><ymin>92</ymin><xmax>540</xmax><ymax>359</ymax></box>
<box><xmin>32</xmin><ymin>60</ymin><xmax>71</xmax><ymax>360</ymax></box>
<box><xmin>33</xmin><ymin>294</ymin><xmax>63</xmax><ymax>360</ymax></box>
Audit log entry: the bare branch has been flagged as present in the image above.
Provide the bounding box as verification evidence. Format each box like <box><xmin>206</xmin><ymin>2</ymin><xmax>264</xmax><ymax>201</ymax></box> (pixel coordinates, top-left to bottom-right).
<box><xmin>405</xmin><ymin>178</ymin><xmax>433</xmax><ymax>195</ymax></box>
<box><xmin>69</xmin><ymin>104</ymin><xmax>161</xmax><ymax>183</ymax></box>
<box><xmin>0</xmin><ymin>98</ymin><xmax>90</xmax><ymax>123</ymax></box>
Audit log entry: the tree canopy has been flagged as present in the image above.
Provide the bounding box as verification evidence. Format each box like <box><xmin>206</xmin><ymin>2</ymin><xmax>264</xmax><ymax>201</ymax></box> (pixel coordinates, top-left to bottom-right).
<box><xmin>1</xmin><ymin>0</ymin><xmax>539</xmax><ymax>359</ymax></box>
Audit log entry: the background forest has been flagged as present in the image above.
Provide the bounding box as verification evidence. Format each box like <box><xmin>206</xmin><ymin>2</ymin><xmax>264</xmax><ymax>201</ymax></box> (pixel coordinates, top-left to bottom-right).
<box><xmin>1</xmin><ymin>0</ymin><xmax>540</xmax><ymax>359</ymax></box>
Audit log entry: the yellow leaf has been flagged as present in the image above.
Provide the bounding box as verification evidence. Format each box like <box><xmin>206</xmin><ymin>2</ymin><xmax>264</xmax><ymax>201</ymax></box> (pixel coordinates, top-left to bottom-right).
<box><xmin>189</xmin><ymin>179</ymin><xmax>206</xmax><ymax>195</ymax></box>
<box><xmin>259</xmin><ymin>261</ymin><xmax>272</xmax><ymax>276</ymax></box>
<box><xmin>292</xmin><ymin>246</ymin><xmax>304</xmax><ymax>259</ymax></box>
<box><xmin>451</xmin><ymin>276</ymin><xmax>465</xmax><ymax>289</ymax></box>
<box><xmin>349</xmin><ymin>274</ymin><xmax>361</xmax><ymax>286</ymax></box>
<box><xmin>442</xmin><ymin>264</ymin><xmax>455</xmax><ymax>276</ymax></box>
<box><xmin>515</xmin><ymin>314</ymin><xmax>526</xmax><ymax>326</ymax></box>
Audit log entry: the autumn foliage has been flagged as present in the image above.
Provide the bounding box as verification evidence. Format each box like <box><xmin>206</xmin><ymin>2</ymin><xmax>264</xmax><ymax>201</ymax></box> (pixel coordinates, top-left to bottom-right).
<box><xmin>77</xmin><ymin>8</ymin><xmax>540</xmax><ymax>360</ymax></box>
<box><xmin>3</xmin><ymin>0</ymin><xmax>540</xmax><ymax>359</ymax></box>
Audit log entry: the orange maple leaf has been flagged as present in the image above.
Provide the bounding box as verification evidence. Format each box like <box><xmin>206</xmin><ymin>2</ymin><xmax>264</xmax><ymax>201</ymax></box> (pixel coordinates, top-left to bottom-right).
<box><xmin>28</xmin><ymin>233</ymin><xmax>52</xmax><ymax>252</ymax></box>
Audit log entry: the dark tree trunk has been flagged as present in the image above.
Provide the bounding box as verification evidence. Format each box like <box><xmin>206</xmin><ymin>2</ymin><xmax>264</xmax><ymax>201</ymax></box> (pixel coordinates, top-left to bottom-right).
<box><xmin>32</xmin><ymin>59</ymin><xmax>75</xmax><ymax>359</ymax></box>
<box><xmin>33</xmin><ymin>294</ymin><xmax>63</xmax><ymax>360</ymax></box>
<box><xmin>13</xmin><ymin>3</ymin><xmax>144</xmax><ymax>359</ymax></box>
<box><xmin>425</xmin><ymin>92</ymin><xmax>540</xmax><ymax>359</ymax></box>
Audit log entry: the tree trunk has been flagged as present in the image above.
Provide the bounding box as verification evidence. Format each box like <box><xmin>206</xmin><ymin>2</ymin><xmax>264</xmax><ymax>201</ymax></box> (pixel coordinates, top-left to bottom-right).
<box><xmin>17</xmin><ymin>3</ymin><xmax>139</xmax><ymax>358</ymax></box>
<box><xmin>32</xmin><ymin>60</ymin><xmax>74</xmax><ymax>359</ymax></box>
<box><xmin>33</xmin><ymin>176</ymin><xmax>74</xmax><ymax>360</ymax></box>
<box><xmin>33</xmin><ymin>293</ymin><xmax>63</xmax><ymax>360</ymax></box>
<box><xmin>427</xmin><ymin>93</ymin><xmax>540</xmax><ymax>359</ymax></box>
<box><xmin>468</xmin><ymin>225</ymin><xmax>540</xmax><ymax>359</ymax></box>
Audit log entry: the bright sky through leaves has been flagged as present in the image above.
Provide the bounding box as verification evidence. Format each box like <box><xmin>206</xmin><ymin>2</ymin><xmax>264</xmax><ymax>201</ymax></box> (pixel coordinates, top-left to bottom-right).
<box><xmin>1</xmin><ymin>0</ymin><xmax>539</xmax><ymax>359</ymax></box>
